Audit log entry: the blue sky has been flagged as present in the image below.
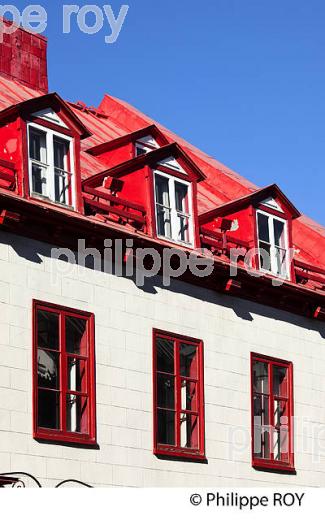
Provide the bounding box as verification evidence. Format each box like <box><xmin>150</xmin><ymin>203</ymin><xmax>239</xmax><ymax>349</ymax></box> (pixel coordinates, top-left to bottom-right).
<box><xmin>11</xmin><ymin>0</ymin><xmax>325</xmax><ymax>225</ymax></box>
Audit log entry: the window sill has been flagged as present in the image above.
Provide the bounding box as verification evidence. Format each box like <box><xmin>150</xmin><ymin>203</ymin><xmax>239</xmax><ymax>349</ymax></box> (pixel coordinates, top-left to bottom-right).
<box><xmin>34</xmin><ymin>429</ymin><xmax>97</xmax><ymax>447</ymax></box>
<box><xmin>30</xmin><ymin>193</ymin><xmax>75</xmax><ymax>211</ymax></box>
<box><xmin>156</xmin><ymin>234</ymin><xmax>194</xmax><ymax>249</ymax></box>
<box><xmin>154</xmin><ymin>446</ymin><xmax>206</xmax><ymax>462</ymax></box>
<box><xmin>252</xmin><ymin>460</ymin><xmax>296</xmax><ymax>474</ymax></box>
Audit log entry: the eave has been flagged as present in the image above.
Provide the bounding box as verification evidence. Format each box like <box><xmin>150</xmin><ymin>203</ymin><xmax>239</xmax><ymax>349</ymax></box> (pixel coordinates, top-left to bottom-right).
<box><xmin>0</xmin><ymin>189</ymin><xmax>324</xmax><ymax>325</ymax></box>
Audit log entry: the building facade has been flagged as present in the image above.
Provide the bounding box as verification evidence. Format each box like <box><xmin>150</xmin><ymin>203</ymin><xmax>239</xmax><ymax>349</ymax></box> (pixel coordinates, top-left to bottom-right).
<box><xmin>0</xmin><ymin>24</ymin><xmax>325</xmax><ymax>488</ymax></box>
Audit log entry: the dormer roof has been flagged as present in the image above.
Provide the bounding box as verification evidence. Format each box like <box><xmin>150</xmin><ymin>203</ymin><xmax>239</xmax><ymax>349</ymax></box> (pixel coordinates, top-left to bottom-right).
<box><xmin>0</xmin><ymin>92</ymin><xmax>91</xmax><ymax>139</ymax></box>
<box><xmin>199</xmin><ymin>184</ymin><xmax>301</xmax><ymax>225</ymax></box>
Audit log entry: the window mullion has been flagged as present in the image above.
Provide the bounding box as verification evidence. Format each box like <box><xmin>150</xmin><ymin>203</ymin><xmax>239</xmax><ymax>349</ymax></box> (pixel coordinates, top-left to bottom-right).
<box><xmin>269</xmin><ymin>362</ymin><xmax>274</xmax><ymax>461</ymax></box>
<box><xmin>47</xmin><ymin>131</ymin><xmax>55</xmax><ymax>201</ymax></box>
<box><xmin>175</xmin><ymin>339</ymin><xmax>181</xmax><ymax>448</ymax></box>
<box><xmin>269</xmin><ymin>216</ymin><xmax>276</xmax><ymax>274</ymax></box>
<box><xmin>60</xmin><ymin>311</ymin><xmax>67</xmax><ymax>433</ymax></box>
<box><xmin>170</xmin><ymin>178</ymin><xmax>177</xmax><ymax>241</ymax></box>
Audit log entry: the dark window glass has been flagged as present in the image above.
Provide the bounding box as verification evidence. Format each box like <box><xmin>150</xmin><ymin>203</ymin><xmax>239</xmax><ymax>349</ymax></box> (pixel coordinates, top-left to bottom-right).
<box><xmin>157</xmin><ymin>410</ymin><xmax>175</xmax><ymax>445</ymax></box>
<box><xmin>156</xmin><ymin>337</ymin><xmax>174</xmax><ymax>373</ymax></box>
<box><xmin>37</xmin><ymin>310</ymin><xmax>59</xmax><ymax>351</ymax></box>
<box><xmin>38</xmin><ymin>390</ymin><xmax>60</xmax><ymax>430</ymax></box>
<box><xmin>66</xmin><ymin>316</ymin><xmax>88</xmax><ymax>356</ymax></box>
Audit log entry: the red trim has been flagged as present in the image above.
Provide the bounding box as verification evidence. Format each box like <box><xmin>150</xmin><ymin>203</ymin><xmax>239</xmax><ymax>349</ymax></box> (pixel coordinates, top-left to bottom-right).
<box><xmin>199</xmin><ymin>184</ymin><xmax>301</xmax><ymax>225</ymax></box>
<box><xmin>27</xmin><ymin>116</ymin><xmax>74</xmax><ymax>137</ymax></box>
<box><xmin>153</xmin><ymin>329</ymin><xmax>205</xmax><ymax>460</ymax></box>
<box><xmin>83</xmin><ymin>142</ymin><xmax>206</xmax><ymax>188</ymax></box>
<box><xmin>250</xmin><ymin>352</ymin><xmax>295</xmax><ymax>472</ymax></box>
<box><xmin>0</xmin><ymin>93</ymin><xmax>91</xmax><ymax>139</ymax></box>
<box><xmin>32</xmin><ymin>300</ymin><xmax>96</xmax><ymax>445</ymax></box>
<box><xmin>87</xmin><ymin>124</ymin><xmax>170</xmax><ymax>156</ymax></box>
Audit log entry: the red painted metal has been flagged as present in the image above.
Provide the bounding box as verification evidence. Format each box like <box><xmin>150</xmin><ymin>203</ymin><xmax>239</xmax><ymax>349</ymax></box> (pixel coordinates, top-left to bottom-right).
<box><xmin>0</xmin><ymin>21</ymin><xmax>323</xmax><ymax>319</ymax></box>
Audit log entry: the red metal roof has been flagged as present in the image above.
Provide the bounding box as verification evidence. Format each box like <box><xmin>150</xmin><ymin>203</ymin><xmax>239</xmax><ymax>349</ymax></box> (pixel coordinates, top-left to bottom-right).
<box><xmin>0</xmin><ymin>73</ymin><xmax>324</xmax><ymax>271</ymax></box>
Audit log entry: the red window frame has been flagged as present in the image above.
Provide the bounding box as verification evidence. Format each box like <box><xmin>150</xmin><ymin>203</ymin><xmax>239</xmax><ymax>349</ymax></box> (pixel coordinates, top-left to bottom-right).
<box><xmin>153</xmin><ymin>329</ymin><xmax>205</xmax><ymax>460</ymax></box>
<box><xmin>251</xmin><ymin>353</ymin><xmax>295</xmax><ymax>472</ymax></box>
<box><xmin>33</xmin><ymin>300</ymin><xmax>96</xmax><ymax>445</ymax></box>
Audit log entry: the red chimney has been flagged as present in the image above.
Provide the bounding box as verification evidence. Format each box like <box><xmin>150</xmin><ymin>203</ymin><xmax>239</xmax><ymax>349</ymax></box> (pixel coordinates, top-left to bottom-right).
<box><xmin>0</xmin><ymin>19</ymin><xmax>48</xmax><ymax>93</ymax></box>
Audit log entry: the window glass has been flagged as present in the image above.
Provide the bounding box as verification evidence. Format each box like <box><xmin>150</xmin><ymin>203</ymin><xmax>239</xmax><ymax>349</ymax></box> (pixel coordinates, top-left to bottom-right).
<box><xmin>38</xmin><ymin>390</ymin><xmax>60</xmax><ymax>430</ymax></box>
<box><xmin>54</xmin><ymin>138</ymin><xmax>70</xmax><ymax>205</ymax></box>
<box><xmin>257</xmin><ymin>211</ymin><xmax>289</xmax><ymax>278</ymax></box>
<box><xmin>155</xmin><ymin>175</ymin><xmax>172</xmax><ymax>238</ymax></box>
<box><xmin>156</xmin><ymin>337</ymin><xmax>174</xmax><ymax>374</ymax></box>
<box><xmin>66</xmin><ymin>316</ymin><xmax>88</xmax><ymax>356</ymax></box>
<box><xmin>154</xmin><ymin>173</ymin><xmax>192</xmax><ymax>245</ymax></box>
<box><xmin>273</xmin><ymin>365</ymin><xmax>288</xmax><ymax>398</ymax></box>
<box><xmin>37</xmin><ymin>310</ymin><xmax>59</xmax><ymax>351</ymax></box>
<box><xmin>257</xmin><ymin>213</ymin><xmax>270</xmax><ymax>243</ymax></box>
<box><xmin>180</xmin><ymin>343</ymin><xmax>198</xmax><ymax>379</ymax></box>
<box><xmin>253</xmin><ymin>361</ymin><xmax>269</xmax><ymax>394</ymax></box>
<box><xmin>28</xmin><ymin>125</ymin><xmax>73</xmax><ymax>206</ymax></box>
<box><xmin>157</xmin><ymin>410</ymin><xmax>175</xmax><ymax>445</ymax></box>
<box><xmin>66</xmin><ymin>395</ymin><xmax>88</xmax><ymax>434</ymax></box>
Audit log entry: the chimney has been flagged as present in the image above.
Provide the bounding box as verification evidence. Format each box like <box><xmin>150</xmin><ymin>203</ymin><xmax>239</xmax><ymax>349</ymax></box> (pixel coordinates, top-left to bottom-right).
<box><xmin>0</xmin><ymin>19</ymin><xmax>48</xmax><ymax>93</ymax></box>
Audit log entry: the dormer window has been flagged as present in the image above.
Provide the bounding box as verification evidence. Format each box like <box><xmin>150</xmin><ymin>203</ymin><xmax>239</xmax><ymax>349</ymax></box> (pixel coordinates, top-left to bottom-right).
<box><xmin>28</xmin><ymin>123</ymin><xmax>74</xmax><ymax>207</ymax></box>
<box><xmin>135</xmin><ymin>135</ymin><xmax>159</xmax><ymax>157</ymax></box>
<box><xmin>154</xmin><ymin>171</ymin><xmax>193</xmax><ymax>245</ymax></box>
<box><xmin>257</xmin><ymin>210</ymin><xmax>289</xmax><ymax>278</ymax></box>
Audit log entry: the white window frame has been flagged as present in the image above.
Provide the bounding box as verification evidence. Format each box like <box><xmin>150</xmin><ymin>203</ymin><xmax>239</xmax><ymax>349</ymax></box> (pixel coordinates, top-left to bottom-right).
<box><xmin>27</xmin><ymin>121</ymin><xmax>75</xmax><ymax>209</ymax></box>
<box><xmin>153</xmin><ymin>170</ymin><xmax>194</xmax><ymax>247</ymax></box>
<box><xmin>256</xmin><ymin>209</ymin><xmax>290</xmax><ymax>280</ymax></box>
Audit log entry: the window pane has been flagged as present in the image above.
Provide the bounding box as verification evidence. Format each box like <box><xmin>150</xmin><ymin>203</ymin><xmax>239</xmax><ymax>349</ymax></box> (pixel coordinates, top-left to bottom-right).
<box><xmin>156</xmin><ymin>207</ymin><xmax>172</xmax><ymax>238</ymax></box>
<box><xmin>55</xmin><ymin>169</ymin><xmax>70</xmax><ymax>205</ymax></box>
<box><xmin>65</xmin><ymin>316</ymin><xmax>88</xmax><ymax>356</ymax></box>
<box><xmin>253</xmin><ymin>394</ymin><xmax>270</xmax><ymax>459</ymax></box>
<box><xmin>66</xmin><ymin>395</ymin><xmax>88</xmax><ymax>434</ymax></box>
<box><xmin>38</xmin><ymin>390</ymin><xmax>60</xmax><ymax>429</ymax></box>
<box><xmin>135</xmin><ymin>145</ymin><xmax>147</xmax><ymax>157</ymax></box>
<box><xmin>180</xmin><ymin>343</ymin><xmax>198</xmax><ymax>378</ymax></box>
<box><xmin>273</xmin><ymin>219</ymin><xmax>285</xmax><ymax>248</ymax></box>
<box><xmin>273</xmin><ymin>400</ymin><xmax>289</xmax><ymax>462</ymax></box>
<box><xmin>156</xmin><ymin>337</ymin><xmax>174</xmax><ymax>373</ymax></box>
<box><xmin>157</xmin><ymin>373</ymin><xmax>175</xmax><ymax>409</ymax></box>
<box><xmin>37</xmin><ymin>349</ymin><xmax>60</xmax><ymax>389</ymax></box>
<box><xmin>155</xmin><ymin>175</ymin><xmax>172</xmax><ymax>238</ymax></box>
<box><xmin>32</xmin><ymin>164</ymin><xmax>46</xmax><ymax>195</ymax></box>
<box><xmin>257</xmin><ymin>213</ymin><xmax>270</xmax><ymax>242</ymax></box>
<box><xmin>157</xmin><ymin>409</ymin><xmax>175</xmax><ymax>445</ymax></box>
<box><xmin>37</xmin><ymin>310</ymin><xmax>59</xmax><ymax>351</ymax></box>
<box><xmin>181</xmin><ymin>380</ymin><xmax>198</xmax><ymax>412</ymax></box>
<box><xmin>67</xmin><ymin>357</ymin><xmax>87</xmax><ymax>393</ymax></box>
<box><xmin>29</xmin><ymin>129</ymin><xmax>46</xmax><ymax>162</ymax></box>
<box><xmin>177</xmin><ymin>215</ymin><xmax>190</xmax><ymax>243</ymax></box>
<box><xmin>155</xmin><ymin>175</ymin><xmax>170</xmax><ymax>207</ymax></box>
<box><xmin>259</xmin><ymin>242</ymin><xmax>271</xmax><ymax>271</ymax></box>
<box><xmin>54</xmin><ymin>138</ymin><xmax>69</xmax><ymax>170</ymax></box>
<box><xmin>275</xmin><ymin>247</ymin><xmax>287</xmax><ymax>277</ymax></box>
<box><xmin>180</xmin><ymin>413</ymin><xmax>199</xmax><ymax>449</ymax></box>
<box><xmin>253</xmin><ymin>361</ymin><xmax>269</xmax><ymax>394</ymax></box>
<box><xmin>175</xmin><ymin>182</ymin><xmax>188</xmax><ymax>213</ymax></box>
<box><xmin>273</xmin><ymin>366</ymin><xmax>288</xmax><ymax>398</ymax></box>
